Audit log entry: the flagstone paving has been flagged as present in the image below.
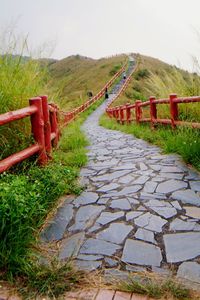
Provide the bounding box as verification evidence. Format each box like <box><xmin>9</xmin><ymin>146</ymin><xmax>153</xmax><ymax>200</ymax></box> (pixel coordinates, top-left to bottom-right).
<box><xmin>41</xmin><ymin>61</ymin><xmax>200</xmax><ymax>286</ymax></box>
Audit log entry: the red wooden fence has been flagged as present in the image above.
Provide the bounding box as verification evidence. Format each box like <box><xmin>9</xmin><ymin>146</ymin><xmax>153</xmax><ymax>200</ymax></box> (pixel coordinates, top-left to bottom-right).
<box><xmin>106</xmin><ymin>94</ymin><xmax>200</xmax><ymax>129</ymax></box>
<box><xmin>0</xmin><ymin>96</ymin><xmax>59</xmax><ymax>173</ymax></box>
<box><xmin>0</xmin><ymin>63</ymin><xmax>126</xmax><ymax>173</ymax></box>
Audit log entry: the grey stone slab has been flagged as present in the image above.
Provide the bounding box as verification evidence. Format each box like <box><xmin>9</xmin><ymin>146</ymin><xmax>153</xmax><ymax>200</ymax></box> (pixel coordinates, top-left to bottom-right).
<box><xmin>80</xmin><ymin>238</ymin><xmax>121</xmax><ymax>256</ymax></box>
<box><xmin>126</xmin><ymin>211</ymin><xmax>143</xmax><ymax>221</ymax></box>
<box><xmin>75</xmin><ymin>260</ymin><xmax>102</xmax><ymax>271</ymax></box>
<box><xmin>152</xmin><ymin>177</ymin><xmax>166</xmax><ymax>183</ymax></box>
<box><xmin>122</xmin><ymin>239</ymin><xmax>162</xmax><ymax>266</ymax></box>
<box><xmin>171</xmin><ymin>189</ymin><xmax>200</xmax><ymax>206</ymax></box>
<box><xmin>110</xmin><ymin>199</ymin><xmax>131</xmax><ymax>210</ymax></box>
<box><xmin>59</xmin><ymin>232</ymin><xmax>85</xmax><ymax>259</ymax></box>
<box><xmin>145</xmin><ymin>200</ymin><xmax>171</xmax><ymax>208</ymax></box>
<box><xmin>96</xmin><ymin>211</ymin><xmax>124</xmax><ymax>225</ymax></box>
<box><xmin>74</xmin><ymin>192</ymin><xmax>99</xmax><ymax>207</ymax></box>
<box><xmin>149</xmin><ymin>164</ymin><xmax>162</xmax><ymax>171</ymax></box>
<box><xmin>105</xmin><ymin>257</ymin><xmax>118</xmax><ymax>267</ymax></box>
<box><xmin>87</xmin><ymin>224</ymin><xmax>101</xmax><ymax>233</ymax></box>
<box><xmin>164</xmin><ymin>232</ymin><xmax>200</xmax><ymax>263</ymax></box>
<box><xmin>135</xmin><ymin>228</ymin><xmax>157</xmax><ymax>244</ymax></box>
<box><xmin>80</xmin><ymin>168</ymin><xmax>97</xmax><ymax>176</ymax></box>
<box><xmin>97</xmin><ymin>222</ymin><xmax>133</xmax><ymax>244</ymax></box>
<box><xmin>126</xmin><ymin>265</ymin><xmax>146</xmax><ymax>272</ymax></box>
<box><xmin>118</xmin><ymin>175</ymin><xmax>135</xmax><ymax>184</ymax></box>
<box><xmin>156</xmin><ymin>180</ymin><xmax>187</xmax><ymax>194</ymax></box>
<box><xmin>41</xmin><ymin>204</ymin><xmax>74</xmax><ymax>242</ymax></box>
<box><xmin>77</xmin><ymin>254</ymin><xmax>103</xmax><ymax>261</ymax></box>
<box><xmin>97</xmin><ymin>183</ymin><xmax>119</xmax><ymax>192</ymax></box>
<box><xmin>184</xmin><ymin>206</ymin><xmax>200</xmax><ymax>219</ymax></box>
<box><xmin>140</xmin><ymin>192</ymin><xmax>167</xmax><ymax>200</ymax></box>
<box><xmin>143</xmin><ymin>181</ymin><xmax>158</xmax><ymax>193</ymax></box>
<box><xmin>94</xmin><ymin>170</ymin><xmax>131</xmax><ymax>182</ymax></box>
<box><xmin>121</xmin><ymin>185</ymin><xmax>143</xmax><ymax>194</ymax></box>
<box><xmin>159</xmin><ymin>173</ymin><xmax>184</xmax><ymax>180</ymax></box>
<box><xmin>190</xmin><ymin>181</ymin><xmax>200</xmax><ymax>192</ymax></box>
<box><xmin>170</xmin><ymin>218</ymin><xmax>200</xmax><ymax>231</ymax></box>
<box><xmin>160</xmin><ymin>166</ymin><xmax>183</xmax><ymax>173</ymax></box>
<box><xmin>149</xmin><ymin>206</ymin><xmax>177</xmax><ymax>219</ymax></box>
<box><xmin>177</xmin><ymin>262</ymin><xmax>200</xmax><ymax>284</ymax></box>
<box><xmin>134</xmin><ymin>212</ymin><xmax>167</xmax><ymax>232</ymax></box>
<box><xmin>171</xmin><ymin>201</ymin><xmax>182</xmax><ymax>210</ymax></box>
<box><xmin>137</xmin><ymin>205</ymin><xmax>147</xmax><ymax>211</ymax></box>
<box><xmin>133</xmin><ymin>176</ymin><xmax>150</xmax><ymax>185</ymax></box>
<box><xmin>104</xmin><ymin>269</ymin><xmax>129</xmax><ymax>282</ymax></box>
<box><xmin>139</xmin><ymin>162</ymin><xmax>148</xmax><ymax>171</ymax></box>
<box><xmin>112</xmin><ymin>164</ymin><xmax>137</xmax><ymax>171</ymax></box>
<box><xmin>127</xmin><ymin>197</ymin><xmax>140</xmax><ymax>205</ymax></box>
<box><xmin>97</xmin><ymin>197</ymin><xmax>110</xmax><ymax>204</ymax></box>
<box><xmin>69</xmin><ymin>205</ymin><xmax>105</xmax><ymax>231</ymax></box>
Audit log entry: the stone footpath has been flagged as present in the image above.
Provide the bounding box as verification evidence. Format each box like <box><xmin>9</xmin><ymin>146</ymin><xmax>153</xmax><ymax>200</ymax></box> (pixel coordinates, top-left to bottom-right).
<box><xmin>41</xmin><ymin>67</ymin><xmax>200</xmax><ymax>286</ymax></box>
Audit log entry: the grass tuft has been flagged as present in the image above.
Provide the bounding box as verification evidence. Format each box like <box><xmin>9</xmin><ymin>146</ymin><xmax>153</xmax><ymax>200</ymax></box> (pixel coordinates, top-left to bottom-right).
<box><xmin>117</xmin><ymin>274</ymin><xmax>191</xmax><ymax>299</ymax></box>
<box><xmin>17</xmin><ymin>257</ymin><xmax>84</xmax><ymax>299</ymax></box>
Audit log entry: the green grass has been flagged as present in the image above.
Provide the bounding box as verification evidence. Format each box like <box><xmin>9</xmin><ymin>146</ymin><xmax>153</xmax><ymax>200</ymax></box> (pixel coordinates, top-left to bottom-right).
<box><xmin>117</xmin><ymin>273</ymin><xmax>191</xmax><ymax>299</ymax></box>
<box><xmin>100</xmin><ymin>114</ymin><xmax>200</xmax><ymax>171</ymax></box>
<box><xmin>17</xmin><ymin>259</ymin><xmax>84</xmax><ymax>299</ymax></box>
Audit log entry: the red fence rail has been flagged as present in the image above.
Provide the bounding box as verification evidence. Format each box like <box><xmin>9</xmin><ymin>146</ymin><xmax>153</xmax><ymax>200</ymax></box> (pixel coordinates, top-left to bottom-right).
<box><xmin>60</xmin><ymin>65</ymin><xmax>126</xmax><ymax>126</ymax></box>
<box><xmin>0</xmin><ymin>96</ymin><xmax>59</xmax><ymax>173</ymax></box>
<box><xmin>0</xmin><ymin>62</ymin><xmax>126</xmax><ymax>173</ymax></box>
<box><xmin>106</xmin><ymin>94</ymin><xmax>200</xmax><ymax>129</ymax></box>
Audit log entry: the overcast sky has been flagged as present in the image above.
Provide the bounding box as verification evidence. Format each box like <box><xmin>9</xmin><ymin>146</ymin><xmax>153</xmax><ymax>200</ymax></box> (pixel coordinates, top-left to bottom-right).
<box><xmin>1</xmin><ymin>0</ymin><xmax>200</xmax><ymax>71</ymax></box>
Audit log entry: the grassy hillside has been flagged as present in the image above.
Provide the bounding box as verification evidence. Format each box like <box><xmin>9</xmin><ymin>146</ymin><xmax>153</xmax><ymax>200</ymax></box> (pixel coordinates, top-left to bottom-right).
<box><xmin>111</xmin><ymin>54</ymin><xmax>200</xmax><ymax>122</ymax></box>
<box><xmin>46</xmin><ymin>54</ymin><xmax>126</xmax><ymax>110</ymax></box>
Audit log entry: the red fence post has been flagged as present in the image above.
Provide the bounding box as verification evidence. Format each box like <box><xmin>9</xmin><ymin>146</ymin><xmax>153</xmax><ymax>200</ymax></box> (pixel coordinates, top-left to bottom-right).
<box><xmin>135</xmin><ymin>100</ymin><xmax>142</xmax><ymax>123</ymax></box>
<box><xmin>50</xmin><ymin>106</ymin><xmax>59</xmax><ymax>147</ymax></box>
<box><xmin>170</xmin><ymin>94</ymin><xmax>178</xmax><ymax>128</ymax></box>
<box><xmin>119</xmin><ymin>106</ymin><xmax>124</xmax><ymax>124</ymax></box>
<box><xmin>116</xmin><ymin>107</ymin><xmax>120</xmax><ymax>122</ymax></box>
<box><xmin>126</xmin><ymin>103</ymin><xmax>131</xmax><ymax>124</ymax></box>
<box><xmin>40</xmin><ymin>95</ymin><xmax>52</xmax><ymax>156</ymax></box>
<box><xmin>29</xmin><ymin>97</ymin><xmax>48</xmax><ymax>165</ymax></box>
<box><xmin>149</xmin><ymin>96</ymin><xmax>157</xmax><ymax>129</ymax></box>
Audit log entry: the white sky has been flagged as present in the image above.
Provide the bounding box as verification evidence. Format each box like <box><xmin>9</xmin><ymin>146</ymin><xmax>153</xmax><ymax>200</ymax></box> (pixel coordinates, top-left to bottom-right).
<box><xmin>1</xmin><ymin>0</ymin><xmax>200</xmax><ymax>71</ymax></box>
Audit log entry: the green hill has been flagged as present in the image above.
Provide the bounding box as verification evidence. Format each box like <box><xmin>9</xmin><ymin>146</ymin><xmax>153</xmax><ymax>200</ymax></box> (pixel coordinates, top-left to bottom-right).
<box><xmin>46</xmin><ymin>54</ymin><xmax>126</xmax><ymax>110</ymax></box>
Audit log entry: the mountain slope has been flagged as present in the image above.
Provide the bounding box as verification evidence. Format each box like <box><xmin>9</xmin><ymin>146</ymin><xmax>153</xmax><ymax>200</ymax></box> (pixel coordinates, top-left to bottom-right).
<box><xmin>46</xmin><ymin>54</ymin><xmax>127</xmax><ymax>110</ymax></box>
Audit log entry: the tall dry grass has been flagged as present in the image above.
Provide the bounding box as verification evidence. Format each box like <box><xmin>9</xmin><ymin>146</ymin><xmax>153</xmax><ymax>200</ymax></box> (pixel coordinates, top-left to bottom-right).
<box><xmin>0</xmin><ymin>30</ymin><xmax>49</xmax><ymax>159</ymax></box>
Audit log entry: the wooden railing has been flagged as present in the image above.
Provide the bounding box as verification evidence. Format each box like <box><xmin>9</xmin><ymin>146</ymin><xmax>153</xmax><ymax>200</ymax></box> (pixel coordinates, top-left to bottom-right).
<box><xmin>0</xmin><ymin>96</ymin><xmax>59</xmax><ymax>173</ymax></box>
<box><xmin>106</xmin><ymin>94</ymin><xmax>200</xmax><ymax>129</ymax></box>
<box><xmin>0</xmin><ymin>63</ymin><xmax>126</xmax><ymax>173</ymax></box>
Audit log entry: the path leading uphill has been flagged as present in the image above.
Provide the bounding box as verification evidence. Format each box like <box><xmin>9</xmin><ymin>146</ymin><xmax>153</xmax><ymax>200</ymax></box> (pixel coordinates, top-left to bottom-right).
<box><xmin>41</xmin><ymin>64</ymin><xmax>200</xmax><ymax>285</ymax></box>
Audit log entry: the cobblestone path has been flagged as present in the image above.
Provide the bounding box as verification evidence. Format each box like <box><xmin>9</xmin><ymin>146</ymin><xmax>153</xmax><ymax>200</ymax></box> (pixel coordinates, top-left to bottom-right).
<box><xmin>41</xmin><ymin>70</ymin><xmax>200</xmax><ymax>285</ymax></box>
